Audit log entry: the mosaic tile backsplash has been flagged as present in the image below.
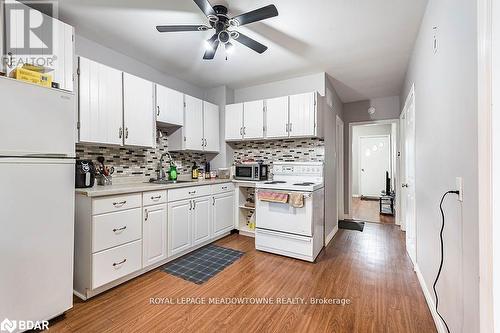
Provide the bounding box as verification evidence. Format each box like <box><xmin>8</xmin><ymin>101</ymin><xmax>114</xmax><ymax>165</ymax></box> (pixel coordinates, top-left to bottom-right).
<box><xmin>231</xmin><ymin>138</ymin><xmax>325</xmax><ymax>165</ymax></box>
<box><xmin>76</xmin><ymin>131</ymin><xmax>207</xmax><ymax>180</ymax></box>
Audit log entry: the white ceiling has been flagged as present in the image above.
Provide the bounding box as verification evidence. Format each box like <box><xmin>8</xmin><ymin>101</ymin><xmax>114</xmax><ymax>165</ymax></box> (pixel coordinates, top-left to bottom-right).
<box><xmin>58</xmin><ymin>0</ymin><xmax>428</xmax><ymax>102</ymax></box>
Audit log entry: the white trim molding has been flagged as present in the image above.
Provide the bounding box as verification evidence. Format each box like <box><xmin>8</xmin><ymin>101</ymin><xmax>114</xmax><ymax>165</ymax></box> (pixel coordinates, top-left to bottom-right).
<box><xmin>325</xmin><ymin>224</ymin><xmax>338</xmax><ymax>246</ymax></box>
<box><xmin>415</xmin><ymin>264</ymin><xmax>446</xmax><ymax>333</ymax></box>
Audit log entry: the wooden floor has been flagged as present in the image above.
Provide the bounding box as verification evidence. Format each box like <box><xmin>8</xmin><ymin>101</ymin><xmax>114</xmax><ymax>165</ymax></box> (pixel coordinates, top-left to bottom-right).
<box><xmin>50</xmin><ymin>224</ymin><xmax>435</xmax><ymax>333</ymax></box>
<box><xmin>351</xmin><ymin>197</ymin><xmax>395</xmax><ymax>224</ymax></box>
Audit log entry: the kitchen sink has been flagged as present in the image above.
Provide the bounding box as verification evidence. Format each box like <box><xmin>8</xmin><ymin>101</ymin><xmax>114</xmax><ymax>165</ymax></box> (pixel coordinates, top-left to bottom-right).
<box><xmin>148</xmin><ymin>179</ymin><xmax>194</xmax><ymax>185</ymax></box>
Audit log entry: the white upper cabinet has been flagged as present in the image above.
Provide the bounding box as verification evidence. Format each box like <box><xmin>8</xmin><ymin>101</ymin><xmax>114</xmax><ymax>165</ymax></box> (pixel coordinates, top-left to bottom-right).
<box><xmin>184</xmin><ymin>95</ymin><xmax>204</xmax><ymax>151</ymax></box>
<box><xmin>225</xmin><ymin>103</ymin><xmax>244</xmax><ymax>141</ymax></box>
<box><xmin>155</xmin><ymin>84</ymin><xmax>184</xmax><ymax>126</ymax></box>
<box><xmin>123</xmin><ymin>73</ymin><xmax>155</xmax><ymax>148</ymax></box>
<box><xmin>243</xmin><ymin>100</ymin><xmax>265</xmax><ymax>139</ymax></box>
<box><xmin>203</xmin><ymin>101</ymin><xmax>220</xmax><ymax>152</ymax></box>
<box><xmin>78</xmin><ymin>57</ymin><xmax>123</xmax><ymax>145</ymax></box>
<box><xmin>265</xmin><ymin>96</ymin><xmax>289</xmax><ymax>138</ymax></box>
<box><xmin>289</xmin><ymin>92</ymin><xmax>317</xmax><ymax>137</ymax></box>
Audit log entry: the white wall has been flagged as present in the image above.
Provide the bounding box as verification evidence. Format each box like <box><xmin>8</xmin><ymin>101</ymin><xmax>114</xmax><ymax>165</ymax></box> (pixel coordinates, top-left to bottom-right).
<box><xmin>401</xmin><ymin>0</ymin><xmax>478</xmax><ymax>332</ymax></box>
<box><xmin>351</xmin><ymin>124</ymin><xmax>392</xmax><ymax>195</ymax></box>
<box><xmin>75</xmin><ymin>35</ymin><xmax>206</xmax><ymax>99</ymax></box>
<box><xmin>233</xmin><ymin>72</ymin><xmax>327</xmax><ymax>102</ymax></box>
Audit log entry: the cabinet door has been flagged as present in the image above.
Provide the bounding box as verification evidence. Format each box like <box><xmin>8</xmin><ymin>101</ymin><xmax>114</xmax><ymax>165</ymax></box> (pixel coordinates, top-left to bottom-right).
<box><xmin>123</xmin><ymin>73</ymin><xmax>155</xmax><ymax>147</ymax></box>
<box><xmin>143</xmin><ymin>204</ymin><xmax>168</xmax><ymax>267</ymax></box>
<box><xmin>78</xmin><ymin>57</ymin><xmax>123</xmax><ymax>145</ymax></box>
<box><xmin>156</xmin><ymin>84</ymin><xmax>184</xmax><ymax>126</ymax></box>
<box><xmin>168</xmin><ymin>200</ymin><xmax>192</xmax><ymax>256</ymax></box>
<box><xmin>51</xmin><ymin>19</ymin><xmax>74</xmax><ymax>91</ymax></box>
<box><xmin>289</xmin><ymin>92</ymin><xmax>317</xmax><ymax>137</ymax></box>
<box><xmin>203</xmin><ymin>101</ymin><xmax>220</xmax><ymax>152</ymax></box>
<box><xmin>265</xmin><ymin>96</ymin><xmax>289</xmax><ymax>138</ymax></box>
<box><xmin>212</xmin><ymin>193</ymin><xmax>234</xmax><ymax>237</ymax></box>
<box><xmin>192</xmin><ymin>196</ymin><xmax>211</xmax><ymax>246</ymax></box>
<box><xmin>225</xmin><ymin>103</ymin><xmax>244</xmax><ymax>141</ymax></box>
<box><xmin>184</xmin><ymin>95</ymin><xmax>204</xmax><ymax>150</ymax></box>
<box><xmin>243</xmin><ymin>100</ymin><xmax>264</xmax><ymax>139</ymax></box>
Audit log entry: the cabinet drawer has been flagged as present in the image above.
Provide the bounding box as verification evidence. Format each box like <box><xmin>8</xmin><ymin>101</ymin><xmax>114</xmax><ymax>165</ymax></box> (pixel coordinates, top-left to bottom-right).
<box><xmin>92</xmin><ymin>240</ymin><xmax>142</xmax><ymax>289</ymax></box>
<box><xmin>92</xmin><ymin>208</ymin><xmax>142</xmax><ymax>253</ymax></box>
<box><xmin>210</xmin><ymin>183</ymin><xmax>234</xmax><ymax>195</ymax></box>
<box><xmin>168</xmin><ymin>185</ymin><xmax>210</xmax><ymax>202</ymax></box>
<box><xmin>143</xmin><ymin>190</ymin><xmax>167</xmax><ymax>206</ymax></box>
<box><xmin>92</xmin><ymin>193</ymin><xmax>141</xmax><ymax>215</ymax></box>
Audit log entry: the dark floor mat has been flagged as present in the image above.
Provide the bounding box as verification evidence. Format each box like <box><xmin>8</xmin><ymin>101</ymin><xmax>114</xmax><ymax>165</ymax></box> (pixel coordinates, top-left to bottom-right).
<box><xmin>339</xmin><ymin>220</ymin><xmax>365</xmax><ymax>232</ymax></box>
<box><xmin>162</xmin><ymin>244</ymin><xmax>244</xmax><ymax>284</ymax></box>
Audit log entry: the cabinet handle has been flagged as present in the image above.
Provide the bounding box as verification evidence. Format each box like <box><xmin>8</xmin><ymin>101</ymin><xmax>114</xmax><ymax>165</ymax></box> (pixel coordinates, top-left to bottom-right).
<box><xmin>188</xmin><ymin>190</ymin><xmax>196</xmax><ymax>194</ymax></box>
<box><xmin>212</xmin><ymin>197</ymin><xmax>215</xmax><ymax>205</ymax></box>
<box><xmin>222</xmin><ymin>186</ymin><xmax>228</xmax><ymax>190</ymax></box>
<box><xmin>243</xmin><ymin>127</ymin><xmax>246</xmax><ymax>135</ymax></box>
<box><xmin>125</xmin><ymin>127</ymin><xmax>129</xmax><ymax>139</ymax></box>
<box><xmin>240</xmin><ymin>127</ymin><xmax>243</xmax><ymax>136</ymax></box>
<box><xmin>193</xmin><ymin>200</ymin><xmax>196</xmax><ymax>209</ymax></box>
<box><xmin>113</xmin><ymin>226</ymin><xmax>127</xmax><ymax>233</ymax></box>
<box><xmin>112</xmin><ymin>258</ymin><xmax>127</xmax><ymax>267</ymax></box>
<box><xmin>189</xmin><ymin>200</ymin><xmax>193</xmax><ymax>210</ymax></box>
<box><xmin>151</xmin><ymin>195</ymin><xmax>161</xmax><ymax>201</ymax></box>
<box><xmin>145</xmin><ymin>209</ymin><xmax>149</xmax><ymax>221</ymax></box>
<box><xmin>157</xmin><ymin>106</ymin><xmax>160</xmax><ymax>116</ymax></box>
<box><xmin>289</xmin><ymin>123</ymin><xmax>292</xmax><ymax>132</ymax></box>
<box><xmin>113</xmin><ymin>200</ymin><xmax>127</xmax><ymax>207</ymax></box>
<box><xmin>119</xmin><ymin>127</ymin><xmax>123</xmax><ymax>139</ymax></box>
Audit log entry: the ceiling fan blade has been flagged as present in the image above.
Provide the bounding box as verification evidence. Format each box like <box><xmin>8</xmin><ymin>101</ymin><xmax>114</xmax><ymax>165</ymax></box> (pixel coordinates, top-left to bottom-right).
<box><xmin>193</xmin><ymin>0</ymin><xmax>216</xmax><ymax>17</ymax></box>
<box><xmin>203</xmin><ymin>34</ymin><xmax>219</xmax><ymax>60</ymax></box>
<box><xmin>156</xmin><ymin>25</ymin><xmax>210</xmax><ymax>32</ymax></box>
<box><xmin>234</xmin><ymin>33</ymin><xmax>268</xmax><ymax>54</ymax></box>
<box><xmin>231</xmin><ymin>5</ymin><xmax>278</xmax><ymax>26</ymax></box>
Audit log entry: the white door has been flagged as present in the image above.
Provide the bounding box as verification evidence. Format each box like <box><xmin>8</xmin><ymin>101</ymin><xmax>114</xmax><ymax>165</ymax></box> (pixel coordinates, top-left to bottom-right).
<box><xmin>156</xmin><ymin>84</ymin><xmax>184</xmax><ymax>126</ymax></box>
<box><xmin>265</xmin><ymin>96</ymin><xmax>289</xmax><ymax>138</ymax></box>
<box><xmin>79</xmin><ymin>57</ymin><xmax>123</xmax><ymax>146</ymax></box>
<box><xmin>143</xmin><ymin>204</ymin><xmax>167</xmax><ymax>267</ymax></box>
<box><xmin>289</xmin><ymin>92</ymin><xmax>316</xmax><ymax>137</ymax></box>
<box><xmin>225</xmin><ymin>103</ymin><xmax>244</xmax><ymax>140</ymax></box>
<box><xmin>168</xmin><ymin>200</ymin><xmax>192</xmax><ymax>256</ymax></box>
<box><xmin>123</xmin><ymin>73</ymin><xmax>155</xmax><ymax>147</ymax></box>
<box><xmin>402</xmin><ymin>86</ymin><xmax>417</xmax><ymax>265</ymax></box>
<box><xmin>192</xmin><ymin>196</ymin><xmax>212</xmax><ymax>245</ymax></box>
<box><xmin>359</xmin><ymin>135</ymin><xmax>391</xmax><ymax>197</ymax></box>
<box><xmin>51</xmin><ymin>19</ymin><xmax>74</xmax><ymax>91</ymax></box>
<box><xmin>243</xmin><ymin>100</ymin><xmax>265</xmax><ymax>139</ymax></box>
<box><xmin>203</xmin><ymin>101</ymin><xmax>220</xmax><ymax>152</ymax></box>
<box><xmin>336</xmin><ymin>116</ymin><xmax>345</xmax><ymax>220</ymax></box>
<box><xmin>212</xmin><ymin>193</ymin><xmax>234</xmax><ymax>237</ymax></box>
<box><xmin>184</xmin><ymin>95</ymin><xmax>204</xmax><ymax>150</ymax></box>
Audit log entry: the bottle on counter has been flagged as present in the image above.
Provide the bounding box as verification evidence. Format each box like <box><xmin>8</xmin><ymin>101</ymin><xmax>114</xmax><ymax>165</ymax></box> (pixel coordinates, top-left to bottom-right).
<box><xmin>191</xmin><ymin>162</ymin><xmax>198</xmax><ymax>179</ymax></box>
<box><xmin>205</xmin><ymin>161</ymin><xmax>211</xmax><ymax>180</ymax></box>
<box><xmin>198</xmin><ymin>168</ymin><xmax>205</xmax><ymax>180</ymax></box>
<box><xmin>168</xmin><ymin>163</ymin><xmax>178</xmax><ymax>181</ymax></box>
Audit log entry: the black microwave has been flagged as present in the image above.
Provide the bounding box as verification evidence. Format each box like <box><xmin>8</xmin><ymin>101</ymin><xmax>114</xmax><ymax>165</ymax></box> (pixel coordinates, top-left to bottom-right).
<box><xmin>235</xmin><ymin>163</ymin><xmax>268</xmax><ymax>181</ymax></box>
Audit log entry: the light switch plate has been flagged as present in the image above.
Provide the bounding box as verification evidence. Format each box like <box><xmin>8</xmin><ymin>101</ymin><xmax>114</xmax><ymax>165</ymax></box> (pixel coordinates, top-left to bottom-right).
<box><xmin>456</xmin><ymin>177</ymin><xmax>463</xmax><ymax>202</ymax></box>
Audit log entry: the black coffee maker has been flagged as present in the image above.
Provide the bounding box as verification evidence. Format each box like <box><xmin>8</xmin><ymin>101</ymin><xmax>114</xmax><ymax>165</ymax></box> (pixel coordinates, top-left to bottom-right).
<box><xmin>75</xmin><ymin>160</ymin><xmax>95</xmax><ymax>188</ymax></box>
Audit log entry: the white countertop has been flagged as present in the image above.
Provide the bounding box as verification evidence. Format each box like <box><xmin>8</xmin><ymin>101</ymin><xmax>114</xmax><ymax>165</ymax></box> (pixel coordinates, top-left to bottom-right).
<box><xmin>75</xmin><ymin>179</ymin><xmax>233</xmax><ymax>197</ymax></box>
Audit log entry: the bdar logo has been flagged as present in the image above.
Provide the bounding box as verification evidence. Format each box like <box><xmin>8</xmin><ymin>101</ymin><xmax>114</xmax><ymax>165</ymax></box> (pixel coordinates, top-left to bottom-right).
<box><xmin>0</xmin><ymin>319</ymin><xmax>16</xmax><ymax>333</ymax></box>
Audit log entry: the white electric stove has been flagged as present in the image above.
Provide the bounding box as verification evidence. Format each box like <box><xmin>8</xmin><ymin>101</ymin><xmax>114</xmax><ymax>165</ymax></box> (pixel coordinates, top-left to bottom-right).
<box><xmin>255</xmin><ymin>162</ymin><xmax>325</xmax><ymax>262</ymax></box>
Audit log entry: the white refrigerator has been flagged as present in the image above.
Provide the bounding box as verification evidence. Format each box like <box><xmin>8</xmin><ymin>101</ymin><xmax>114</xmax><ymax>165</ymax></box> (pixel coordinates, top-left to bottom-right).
<box><xmin>0</xmin><ymin>77</ymin><xmax>75</xmax><ymax>330</ymax></box>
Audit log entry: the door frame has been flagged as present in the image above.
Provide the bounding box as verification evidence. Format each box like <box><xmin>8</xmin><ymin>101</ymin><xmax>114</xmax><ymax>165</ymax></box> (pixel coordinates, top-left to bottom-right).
<box><xmin>357</xmin><ymin>134</ymin><xmax>391</xmax><ymax>197</ymax></box>
<box><xmin>336</xmin><ymin>115</ymin><xmax>345</xmax><ymax>221</ymax></box>
<box><xmin>346</xmin><ymin>119</ymin><xmax>399</xmax><ymax>219</ymax></box>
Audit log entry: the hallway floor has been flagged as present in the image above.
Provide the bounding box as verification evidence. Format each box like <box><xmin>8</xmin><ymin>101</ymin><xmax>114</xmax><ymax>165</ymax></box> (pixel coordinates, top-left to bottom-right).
<box><xmin>50</xmin><ymin>224</ymin><xmax>434</xmax><ymax>333</ymax></box>
<box><xmin>351</xmin><ymin>197</ymin><xmax>395</xmax><ymax>224</ymax></box>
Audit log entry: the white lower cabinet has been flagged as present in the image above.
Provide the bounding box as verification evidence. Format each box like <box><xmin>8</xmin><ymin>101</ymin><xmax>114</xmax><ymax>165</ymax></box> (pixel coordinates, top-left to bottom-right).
<box><xmin>143</xmin><ymin>203</ymin><xmax>168</xmax><ymax>268</ymax></box>
<box><xmin>192</xmin><ymin>196</ymin><xmax>211</xmax><ymax>246</ymax></box>
<box><xmin>168</xmin><ymin>199</ymin><xmax>192</xmax><ymax>256</ymax></box>
<box><xmin>212</xmin><ymin>192</ymin><xmax>235</xmax><ymax>237</ymax></box>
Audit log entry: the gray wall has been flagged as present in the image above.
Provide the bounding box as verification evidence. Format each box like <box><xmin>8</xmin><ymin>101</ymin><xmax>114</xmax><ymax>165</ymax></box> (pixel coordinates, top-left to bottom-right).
<box><xmin>75</xmin><ymin>35</ymin><xmax>206</xmax><ymax>99</ymax></box>
<box><xmin>351</xmin><ymin>124</ymin><xmax>392</xmax><ymax>195</ymax></box>
<box><xmin>400</xmin><ymin>0</ymin><xmax>478</xmax><ymax>332</ymax></box>
<box><xmin>343</xmin><ymin>96</ymin><xmax>400</xmax><ymax>213</ymax></box>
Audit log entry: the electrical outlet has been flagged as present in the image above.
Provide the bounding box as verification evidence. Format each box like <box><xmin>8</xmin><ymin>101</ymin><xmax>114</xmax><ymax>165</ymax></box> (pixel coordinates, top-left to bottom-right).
<box><xmin>456</xmin><ymin>177</ymin><xmax>463</xmax><ymax>202</ymax></box>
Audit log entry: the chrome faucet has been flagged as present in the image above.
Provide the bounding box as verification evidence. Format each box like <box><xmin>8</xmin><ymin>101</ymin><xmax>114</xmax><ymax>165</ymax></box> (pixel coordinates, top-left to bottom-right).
<box><xmin>158</xmin><ymin>152</ymin><xmax>173</xmax><ymax>180</ymax></box>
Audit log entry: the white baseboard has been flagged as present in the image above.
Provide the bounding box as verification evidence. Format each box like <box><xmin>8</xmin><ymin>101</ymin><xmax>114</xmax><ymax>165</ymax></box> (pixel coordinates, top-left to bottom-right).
<box><xmin>414</xmin><ymin>264</ymin><xmax>446</xmax><ymax>333</ymax></box>
<box><xmin>325</xmin><ymin>224</ymin><xmax>338</xmax><ymax>246</ymax></box>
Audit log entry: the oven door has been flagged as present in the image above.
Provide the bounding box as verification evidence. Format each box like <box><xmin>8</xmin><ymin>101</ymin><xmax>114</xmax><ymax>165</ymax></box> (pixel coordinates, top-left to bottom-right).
<box><xmin>256</xmin><ymin>189</ymin><xmax>314</xmax><ymax>236</ymax></box>
<box><xmin>235</xmin><ymin>165</ymin><xmax>256</xmax><ymax>180</ymax></box>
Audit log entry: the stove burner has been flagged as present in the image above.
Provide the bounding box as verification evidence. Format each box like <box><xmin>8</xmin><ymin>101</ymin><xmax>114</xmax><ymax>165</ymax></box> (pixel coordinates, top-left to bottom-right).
<box><xmin>293</xmin><ymin>182</ymin><xmax>315</xmax><ymax>186</ymax></box>
<box><xmin>264</xmin><ymin>181</ymin><xmax>287</xmax><ymax>184</ymax></box>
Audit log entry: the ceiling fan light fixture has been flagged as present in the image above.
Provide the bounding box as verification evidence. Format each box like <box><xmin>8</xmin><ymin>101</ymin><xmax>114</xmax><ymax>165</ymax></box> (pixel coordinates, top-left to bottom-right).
<box><xmin>204</xmin><ymin>40</ymin><xmax>214</xmax><ymax>51</ymax></box>
<box><xmin>225</xmin><ymin>42</ymin><xmax>234</xmax><ymax>54</ymax></box>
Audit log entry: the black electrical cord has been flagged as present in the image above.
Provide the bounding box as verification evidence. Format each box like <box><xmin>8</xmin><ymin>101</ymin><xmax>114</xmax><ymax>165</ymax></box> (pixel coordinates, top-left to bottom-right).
<box><xmin>433</xmin><ymin>190</ymin><xmax>459</xmax><ymax>333</ymax></box>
